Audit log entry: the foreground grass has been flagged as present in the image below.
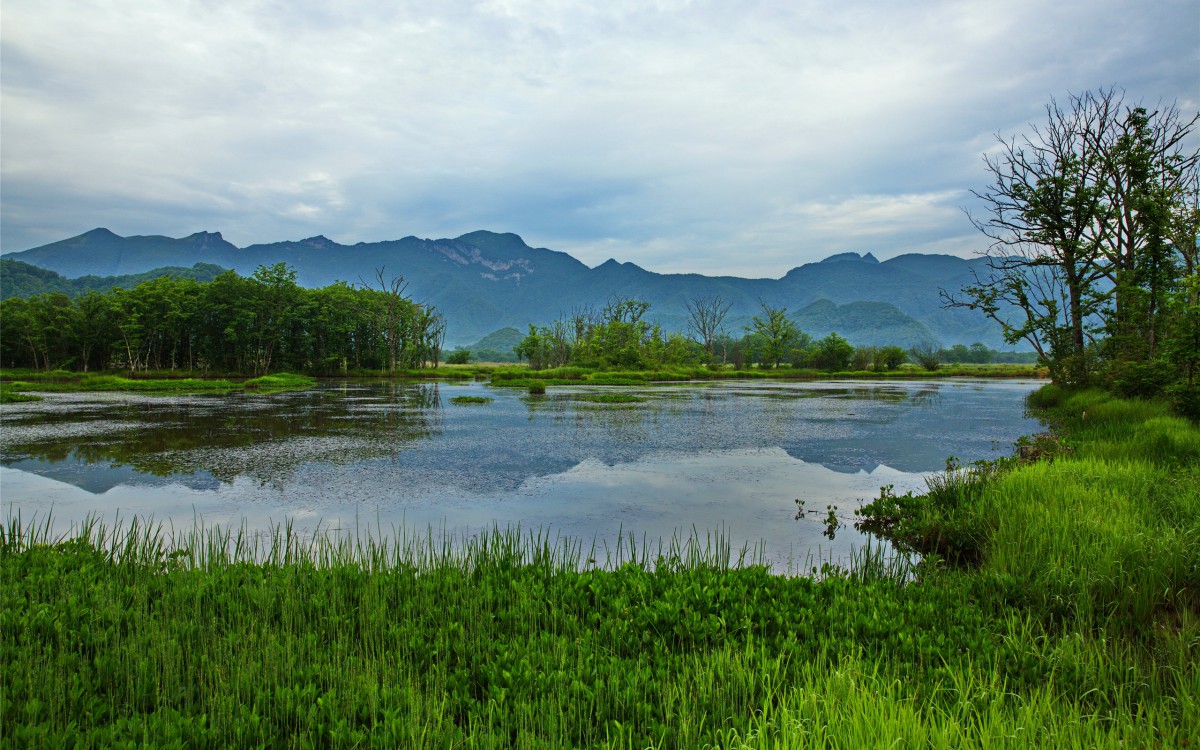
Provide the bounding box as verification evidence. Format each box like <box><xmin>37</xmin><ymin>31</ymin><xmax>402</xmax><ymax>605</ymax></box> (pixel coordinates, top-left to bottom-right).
<box><xmin>1</xmin><ymin>387</ymin><xmax>1194</xmax><ymax>747</ymax></box>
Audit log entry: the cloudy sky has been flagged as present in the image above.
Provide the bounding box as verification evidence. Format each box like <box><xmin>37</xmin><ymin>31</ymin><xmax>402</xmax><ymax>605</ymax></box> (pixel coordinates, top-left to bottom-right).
<box><xmin>2</xmin><ymin>1</ymin><xmax>1197</xmax><ymax>277</ymax></box>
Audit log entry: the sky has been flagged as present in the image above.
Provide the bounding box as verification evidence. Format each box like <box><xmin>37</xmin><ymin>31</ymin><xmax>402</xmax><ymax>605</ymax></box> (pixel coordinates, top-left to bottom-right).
<box><xmin>1</xmin><ymin>1</ymin><xmax>1197</xmax><ymax>278</ymax></box>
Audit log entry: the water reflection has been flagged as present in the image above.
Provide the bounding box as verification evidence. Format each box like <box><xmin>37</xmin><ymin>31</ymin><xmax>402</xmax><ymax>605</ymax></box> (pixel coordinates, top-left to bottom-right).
<box><xmin>2</xmin><ymin>384</ymin><xmax>444</xmax><ymax>489</ymax></box>
<box><xmin>0</xmin><ymin>378</ymin><xmax>1044</xmax><ymax>570</ymax></box>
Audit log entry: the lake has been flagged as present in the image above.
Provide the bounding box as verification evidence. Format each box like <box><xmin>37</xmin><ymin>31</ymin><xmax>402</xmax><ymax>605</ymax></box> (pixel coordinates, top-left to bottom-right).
<box><xmin>0</xmin><ymin>378</ymin><xmax>1043</xmax><ymax>571</ymax></box>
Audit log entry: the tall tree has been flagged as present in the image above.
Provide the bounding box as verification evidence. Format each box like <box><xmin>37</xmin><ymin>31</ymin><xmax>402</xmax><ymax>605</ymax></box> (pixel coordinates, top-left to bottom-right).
<box><xmin>747</xmin><ymin>300</ymin><xmax>799</xmax><ymax>369</ymax></box>
<box><xmin>948</xmin><ymin>91</ymin><xmax>1114</xmax><ymax>385</ymax></box>
<box><xmin>1093</xmin><ymin>101</ymin><xmax>1200</xmax><ymax>362</ymax></box>
<box><xmin>685</xmin><ymin>294</ymin><xmax>732</xmax><ymax>363</ymax></box>
<box><xmin>948</xmin><ymin>88</ymin><xmax>1198</xmax><ymax>388</ymax></box>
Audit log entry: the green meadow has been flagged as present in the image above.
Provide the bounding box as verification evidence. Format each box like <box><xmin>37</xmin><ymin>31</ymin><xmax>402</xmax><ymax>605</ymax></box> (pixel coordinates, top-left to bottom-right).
<box><xmin>1</xmin><ymin>386</ymin><xmax>1196</xmax><ymax>747</ymax></box>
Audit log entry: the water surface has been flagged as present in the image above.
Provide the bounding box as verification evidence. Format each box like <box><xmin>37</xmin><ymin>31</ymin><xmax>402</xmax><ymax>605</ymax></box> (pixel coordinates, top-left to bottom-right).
<box><xmin>0</xmin><ymin>379</ymin><xmax>1043</xmax><ymax>571</ymax></box>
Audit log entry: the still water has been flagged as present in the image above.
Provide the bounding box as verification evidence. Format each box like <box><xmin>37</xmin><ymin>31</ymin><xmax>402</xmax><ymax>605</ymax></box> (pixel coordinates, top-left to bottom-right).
<box><xmin>0</xmin><ymin>379</ymin><xmax>1043</xmax><ymax>571</ymax></box>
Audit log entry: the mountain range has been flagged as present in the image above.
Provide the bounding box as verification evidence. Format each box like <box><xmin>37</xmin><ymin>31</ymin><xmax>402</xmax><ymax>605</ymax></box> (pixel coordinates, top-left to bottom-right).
<box><xmin>1</xmin><ymin>228</ymin><xmax>1013</xmax><ymax>349</ymax></box>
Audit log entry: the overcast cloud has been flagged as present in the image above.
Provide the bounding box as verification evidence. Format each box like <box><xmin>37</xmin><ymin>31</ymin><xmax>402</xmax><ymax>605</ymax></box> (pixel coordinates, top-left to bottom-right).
<box><xmin>2</xmin><ymin>0</ymin><xmax>1197</xmax><ymax>276</ymax></box>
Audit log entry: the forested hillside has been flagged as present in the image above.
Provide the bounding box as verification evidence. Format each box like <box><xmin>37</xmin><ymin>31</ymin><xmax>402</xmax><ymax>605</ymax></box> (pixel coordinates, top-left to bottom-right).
<box><xmin>4</xmin><ymin>230</ymin><xmax>1014</xmax><ymax>349</ymax></box>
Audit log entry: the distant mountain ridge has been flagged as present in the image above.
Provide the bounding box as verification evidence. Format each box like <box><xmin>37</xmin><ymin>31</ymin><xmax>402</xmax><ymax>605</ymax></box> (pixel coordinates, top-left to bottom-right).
<box><xmin>0</xmin><ymin>258</ymin><xmax>227</xmax><ymax>300</ymax></box>
<box><xmin>3</xmin><ymin>229</ymin><xmax>1014</xmax><ymax>349</ymax></box>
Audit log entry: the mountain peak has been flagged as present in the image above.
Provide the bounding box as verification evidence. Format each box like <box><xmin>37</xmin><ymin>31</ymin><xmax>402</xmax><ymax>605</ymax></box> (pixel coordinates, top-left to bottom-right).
<box><xmin>185</xmin><ymin>230</ymin><xmax>225</xmax><ymax>243</ymax></box>
<box><xmin>455</xmin><ymin>230</ymin><xmax>531</xmax><ymax>256</ymax></box>
<box><xmin>820</xmin><ymin>251</ymin><xmax>878</xmax><ymax>264</ymax></box>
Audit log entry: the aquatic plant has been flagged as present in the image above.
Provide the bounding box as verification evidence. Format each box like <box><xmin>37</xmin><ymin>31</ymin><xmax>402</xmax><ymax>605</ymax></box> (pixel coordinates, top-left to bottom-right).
<box><xmin>450</xmin><ymin>395</ymin><xmax>493</xmax><ymax>405</ymax></box>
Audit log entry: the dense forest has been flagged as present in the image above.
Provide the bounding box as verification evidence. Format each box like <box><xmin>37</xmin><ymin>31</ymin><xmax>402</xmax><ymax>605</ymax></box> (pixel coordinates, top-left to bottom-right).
<box><xmin>0</xmin><ymin>264</ymin><xmax>445</xmax><ymax>374</ymax></box>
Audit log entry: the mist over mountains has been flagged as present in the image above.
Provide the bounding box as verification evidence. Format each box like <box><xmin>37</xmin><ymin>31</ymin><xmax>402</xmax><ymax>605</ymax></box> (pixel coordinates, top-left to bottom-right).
<box><xmin>2</xmin><ymin>228</ymin><xmax>1013</xmax><ymax>349</ymax></box>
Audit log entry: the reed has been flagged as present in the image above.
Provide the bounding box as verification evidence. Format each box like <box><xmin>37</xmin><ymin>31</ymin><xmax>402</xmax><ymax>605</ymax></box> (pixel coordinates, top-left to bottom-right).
<box><xmin>3</xmin><ymin>502</ymin><xmax>1192</xmax><ymax>747</ymax></box>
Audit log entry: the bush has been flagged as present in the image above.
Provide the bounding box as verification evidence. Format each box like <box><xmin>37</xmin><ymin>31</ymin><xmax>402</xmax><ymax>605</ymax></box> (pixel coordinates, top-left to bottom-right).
<box><xmin>1104</xmin><ymin>360</ymin><xmax>1174</xmax><ymax>399</ymax></box>
<box><xmin>909</xmin><ymin>342</ymin><xmax>941</xmax><ymax>371</ymax></box>
<box><xmin>445</xmin><ymin>348</ymin><xmax>471</xmax><ymax>365</ymax></box>
<box><xmin>1165</xmin><ymin>382</ymin><xmax>1200</xmax><ymax>422</ymax></box>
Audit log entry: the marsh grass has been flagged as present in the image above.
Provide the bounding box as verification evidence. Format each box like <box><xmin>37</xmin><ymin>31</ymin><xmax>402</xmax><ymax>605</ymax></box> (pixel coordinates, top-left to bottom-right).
<box><xmin>0</xmin><ymin>382</ymin><xmax>42</xmax><ymax>402</ymax></box>
<box><xmin>485</xmin><ymin>363</ymin><xmax>1046</xmax><ymax>389</ymax></box>
<box><xmin>3</xmin><ymin>502</ymin><xmax>1193</xmax><ymax>747</ymax></box>
<box><xmin>569</xmin><ymin>393</ymin><xmax>647</xmax><ymax>404</ymax></box>
<box><xmin>0</xmin><ymin>371</ymin><xmax>318</xmax><ymax>397</ymax></box>
<box><xmin>450</xmin><ymin>395</ymin><xmax>494</xmax><ymax>405</ymax></box>
<box><xmin>1</xmin><ymin>374</ymin><xmax>235</xmax><ymax>394</ymax></box>
<box><xmin>242</xmin><ymin>372</ymin><xmax>318</xmax><ymax>393</ymax></box>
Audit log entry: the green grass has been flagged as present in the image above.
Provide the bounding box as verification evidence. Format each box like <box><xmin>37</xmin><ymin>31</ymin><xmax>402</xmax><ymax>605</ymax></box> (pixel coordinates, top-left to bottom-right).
<box><xmin>242</xmin><ymin>372</ymin><xmax>318</xmax><ymax>393</ymax></box>
<box><xmin>0</xmin><ymin>371</ymin><xmax>318</xmax><ymax>396</ymax></box>
<box><xmin>1</xmin><ymin>386</ymin><xmax>1193</xmax><ymax>746</ymax></box>
<box><xmin>2</xmin><ymin>375</ymin><xmax>237</xmax><ymax>394</ymax></box>
<box><xmin>0</xmin><ymin>382</ymin><xmax>43</xmax><ymax>402</ymax></box>
<box><xmin>569</xmin><ymin>393</ymin><xmax>647</xmax><ymax>404</ymax></box>
<box><xmin>486</xmin><ymin>363</ymin><xmax>1046</xmax><ymax>389</ymax></box>
<box><xmin>450</xmin><ymin>395</ymin><xmax>494</xmax><ymax>405</ymax></box>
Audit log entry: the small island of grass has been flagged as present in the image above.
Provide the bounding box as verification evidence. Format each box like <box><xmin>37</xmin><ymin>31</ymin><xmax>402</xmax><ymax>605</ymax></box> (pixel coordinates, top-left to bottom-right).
<box><xmin>449</xmin><ymin>395</ymin><xmax>494</xmax><ymax>405</ymax></box>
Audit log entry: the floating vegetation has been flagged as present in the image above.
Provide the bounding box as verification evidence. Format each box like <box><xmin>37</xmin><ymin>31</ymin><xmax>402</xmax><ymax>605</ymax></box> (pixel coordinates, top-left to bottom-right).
<box><xmin>3</xmin><ymin>375</ymin><xmax>236</xmax><ymax>394</ymax></box>
<box><xmin>242</xmin><ymin>372</ymin><xmax>317</xmax><ymax>393</ymax></box>
<box><xmin>568</xmin><ymin>391</ymin><xmax>648</xmax><ymax>403</ymax></box>
<box><xmin>449</xmin><ymin>395</ymin><xmax>493</xmax><ymax>405</ymax></box>
<box><xmin>0</xmin><ymin>372</ymin><xmax>318</xmax><ymax>398</ymax></box>
<box><xmin>0</xmin><ymin>383</ymin><xmax>42</xmax><ymax>403</ymax></box>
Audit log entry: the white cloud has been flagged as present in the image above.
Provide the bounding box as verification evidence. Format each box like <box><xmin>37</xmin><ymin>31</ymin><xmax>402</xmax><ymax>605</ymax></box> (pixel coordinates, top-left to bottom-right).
<box><xmin>2</xmin><ymin>0</ymin><xmax>1197</xmax><ymax>272</ymax></box>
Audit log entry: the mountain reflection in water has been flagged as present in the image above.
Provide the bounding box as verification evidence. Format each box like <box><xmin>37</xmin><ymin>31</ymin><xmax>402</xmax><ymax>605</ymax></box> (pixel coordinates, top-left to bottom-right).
<box><xmin>0</xmin><ymin>379</ymin><xmax>1043</xmax><ymax>570</ymax></box>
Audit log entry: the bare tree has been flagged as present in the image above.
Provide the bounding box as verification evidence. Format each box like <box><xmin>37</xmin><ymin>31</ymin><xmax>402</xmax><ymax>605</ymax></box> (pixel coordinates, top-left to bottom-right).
<box><xmin>947</xmin><ymin>89</ymin><xmax>1199</xmax><ymax>386</ymax></box>
<box><xmin>685</xmin><ymin>294</ymin><xmax>732</xmax><ymax>362</ymax></box>
<box><xmin>945</xmin><ymin>91</ymin><xmax>1116</xmax><ymax>385</ymax></box>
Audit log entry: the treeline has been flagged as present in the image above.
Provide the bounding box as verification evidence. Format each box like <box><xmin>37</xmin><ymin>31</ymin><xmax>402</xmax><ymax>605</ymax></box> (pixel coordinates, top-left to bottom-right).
<box><xmin>0</xmin><ymin>264</ymin><xmax>444</xmax><ymax>375</ymax></box>
<box><xmin>513</xmin><ymin>296</ymin><xmax>1025</xmax><ymax>372</ymax></box>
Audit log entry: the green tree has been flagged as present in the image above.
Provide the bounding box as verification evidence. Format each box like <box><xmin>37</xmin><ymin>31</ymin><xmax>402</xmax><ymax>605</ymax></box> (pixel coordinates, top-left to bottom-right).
<box><xmin>875</xmin><ymin>345</ymin><xmax>907</xmax><ymax>371</ymax></box>
<box><xmin>812</xmin><ymin>332</ymin><xmax>854</xmax><ymax>372</ymax></box>
<box><xmin>909</xmin><ymin>342</ymin><xmax>941</xmax><ymax>371</ymax></box>
<box><xmin>950</xmin><ymin>88</ymin><xmax>1198</xmax><ymax>390</ymax></box>
<box><xmin>747</xmin><ymin>301</ymin><xmax>800</xmax><ymax>369</ymax></box>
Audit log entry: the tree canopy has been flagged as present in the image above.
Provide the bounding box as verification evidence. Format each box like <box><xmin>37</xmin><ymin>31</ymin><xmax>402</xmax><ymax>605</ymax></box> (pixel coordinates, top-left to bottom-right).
<box><xmin>0</xmin><ymin>264</ymin><xmax>444</xmax><ymax>375</ymax></box>
<box><xmin>948</xmin><ymin>88</ymin><xmax>1199</xmax><ymax>415</ymax></box>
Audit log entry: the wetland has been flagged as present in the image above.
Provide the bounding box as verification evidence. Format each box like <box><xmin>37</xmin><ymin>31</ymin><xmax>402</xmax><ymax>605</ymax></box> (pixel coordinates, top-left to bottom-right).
<box><xmin>0</xmin><ymin>378</ymin><xmax>1043</xmax><ymax>570</ymax></box>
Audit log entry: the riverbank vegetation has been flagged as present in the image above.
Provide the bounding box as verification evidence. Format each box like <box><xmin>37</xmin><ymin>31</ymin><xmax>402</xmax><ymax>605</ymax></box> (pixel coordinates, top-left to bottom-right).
<box><xmin>0</xmin><ymin>369</ymin><xmax>316</xmax><ymax>396</ymax></box>
<box><xmin>1</xmin><ymin>387</ymin><xmax>1194</xmax><ymax>747</ymax></box>
<box><xmin>0</xmin><ymin>264</ymin><xmax>445</xmax><ymax>375</ymax></box>
<box><xmin>486</xmin><ymin>362</ymin><xmax>1045</xmax><ymax>388</ymax></box>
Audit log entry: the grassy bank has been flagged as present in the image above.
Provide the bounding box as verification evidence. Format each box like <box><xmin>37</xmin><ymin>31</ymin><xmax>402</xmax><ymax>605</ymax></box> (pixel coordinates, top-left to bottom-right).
<box><xmin>486</xmin><ymin>362</ymin><xmax>1046</xmax><ymax>388</ymax></box>
<box><xmin>0</xmin><ymin>369</ymin><xmax>315</xmax><ymax>396</ymax></box>
<box><xmin>1</xmin><ymin>387</ymin><xmax>1193</xmax><ymax>747</ymax></box>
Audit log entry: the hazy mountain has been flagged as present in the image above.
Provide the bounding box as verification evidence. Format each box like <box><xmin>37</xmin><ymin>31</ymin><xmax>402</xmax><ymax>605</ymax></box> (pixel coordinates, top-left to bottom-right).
<box><xmin>461</xmin><ymin>327</ymin><xmax>525</xmax><ymax>362</ymax></box>
<box><xmin>0</xmin><ymin>258</ymin><xmax>228</xmax><ymax>300</ymax></box>
<box><xmin>3</xmin><ymin>228</ymin><xmax>1015</xmax><ymax>349</ymax></box>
